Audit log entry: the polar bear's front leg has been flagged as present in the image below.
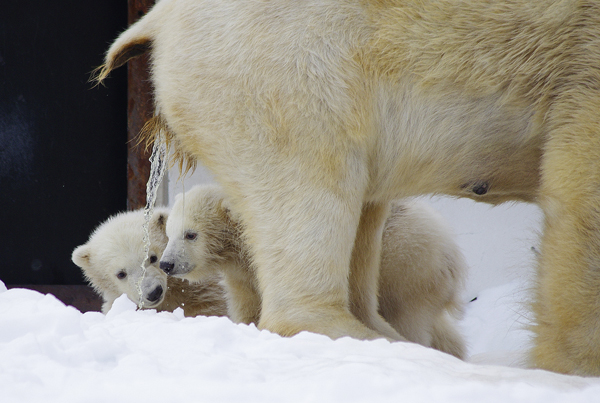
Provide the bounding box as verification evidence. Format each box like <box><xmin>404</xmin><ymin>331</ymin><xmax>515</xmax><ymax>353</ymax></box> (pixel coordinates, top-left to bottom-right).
<box><xmin>237</xmin><ymin>182</ymin><xmax>383</xmax><ymax>341</ymax></box>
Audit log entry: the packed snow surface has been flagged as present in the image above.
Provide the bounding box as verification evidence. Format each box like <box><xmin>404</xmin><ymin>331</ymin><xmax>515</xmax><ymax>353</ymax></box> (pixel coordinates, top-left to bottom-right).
<box><xmin>1</xmin><ymin>278</ymin><xmax>599</xmax><ymax>403</ymax></box>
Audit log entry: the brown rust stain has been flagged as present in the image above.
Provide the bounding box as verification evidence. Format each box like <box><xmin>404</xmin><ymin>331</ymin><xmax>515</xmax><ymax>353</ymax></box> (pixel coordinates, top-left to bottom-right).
<box><xmin>126</xmin><ymin>0</ymin><xmax>155</xmax><ymax>210</ymax></box>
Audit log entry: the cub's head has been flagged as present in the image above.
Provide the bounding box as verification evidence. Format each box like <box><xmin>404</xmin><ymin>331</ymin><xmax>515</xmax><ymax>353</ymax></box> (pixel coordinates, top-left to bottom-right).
<box><xmin>72</xmin><ymin>208</ymin><xmax>170</xmax><ymax>313</ymax></box>
<box><xmin>160</xmin><ymin>184</ymin><xmax>235</xmax><ymax>283</ymax></box>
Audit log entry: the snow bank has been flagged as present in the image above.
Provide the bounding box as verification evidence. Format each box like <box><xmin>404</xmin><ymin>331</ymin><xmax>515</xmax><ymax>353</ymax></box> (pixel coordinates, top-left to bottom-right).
<box><xmin>1</xmin><ymin>280</ymin><xmax>599</xmax><ymax>403</ymax></box>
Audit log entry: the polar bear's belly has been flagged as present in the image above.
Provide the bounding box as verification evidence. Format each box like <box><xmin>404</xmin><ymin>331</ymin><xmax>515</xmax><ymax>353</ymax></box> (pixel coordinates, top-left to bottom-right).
<box><xmin>371</xmin><ymin>86</ymin><xmax>543</xmax><ymax>204</ymax></box>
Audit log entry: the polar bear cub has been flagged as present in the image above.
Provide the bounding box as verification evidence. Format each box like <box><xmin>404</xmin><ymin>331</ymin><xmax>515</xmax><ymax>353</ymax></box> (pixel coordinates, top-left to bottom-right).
<box><xmin>160</xmin><ymin>188</ymin><xmax>261</xmax><ymax>325</ymax></box>
<box><xmin>72</xmin><ymin>208</ymin><xmax>227</xmax><ymax>317</ymax></box>
<box><xmin>378</xmin><ymin>201</ymin><xmax>466</xmax><ymax>358</ymax></box>
<box><xmin>161</xmin><ymin>185</ymin><xmax>466</xmax><ymax>358</ymax></box>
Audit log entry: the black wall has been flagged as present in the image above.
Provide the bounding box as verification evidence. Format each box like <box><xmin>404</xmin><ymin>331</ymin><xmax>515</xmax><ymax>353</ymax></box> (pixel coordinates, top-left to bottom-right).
<box><xmin>0</xmin><ymin>1</ymin><xmax>128</xmax><ymax>284</ymax></box>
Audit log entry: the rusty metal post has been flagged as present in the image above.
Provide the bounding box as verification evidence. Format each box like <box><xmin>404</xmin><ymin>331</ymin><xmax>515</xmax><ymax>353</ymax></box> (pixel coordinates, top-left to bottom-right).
<box><xmin>126</xmin><ymin>0</ymin><xmax>155</xmax><ymax>210</ymax></box>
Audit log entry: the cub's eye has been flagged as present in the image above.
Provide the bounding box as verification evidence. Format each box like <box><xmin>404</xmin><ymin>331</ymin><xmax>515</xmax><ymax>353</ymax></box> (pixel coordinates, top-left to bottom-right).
<box><xmin>185</xmin><ymin>232</ymin><xmax>197</xmax><ymax>241</ymax></box>
<box><xmin>116</xmin><ymin>270</ymin><xmax>127</xmax><ymax>280</ymax></box>
<box><xmin>149</xmin><ymin>255</ymin><xmax>158</xmax><ymax>264</ymax></box>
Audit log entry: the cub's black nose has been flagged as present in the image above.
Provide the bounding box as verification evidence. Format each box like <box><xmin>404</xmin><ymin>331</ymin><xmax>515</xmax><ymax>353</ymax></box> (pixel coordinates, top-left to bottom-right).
<box><xmin>147</xmin><ymin>285</ymin><xmax>163</xmax><ymax>302</ymax></box>
<box><xmin>160</xmin><ymin>261</ymin><xmax>174</xmax><ymax>274</ymax></box>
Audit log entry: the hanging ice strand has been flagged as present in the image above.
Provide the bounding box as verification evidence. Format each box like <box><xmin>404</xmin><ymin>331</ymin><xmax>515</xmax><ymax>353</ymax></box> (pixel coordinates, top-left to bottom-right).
<box><xmin>136</xmin><ymin>126</ymin><xmax>168</xmax><ymax>309</ymax></box>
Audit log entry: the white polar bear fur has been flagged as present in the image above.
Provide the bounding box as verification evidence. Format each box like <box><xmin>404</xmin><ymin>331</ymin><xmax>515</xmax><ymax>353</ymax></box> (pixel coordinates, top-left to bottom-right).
<box><xmin>161</xmin><ymin>185</ymin><xmax>466</xmax><ymax>358</ymax></box>
<box><xmin>98</xmin><ymin>0</ymin><xmax>600</xmax><ymax>375</ymax></box>
<box><xmin>72</xmin><ymin>208</ymin><xmax>227</xmax><ymax>317</ymax></box>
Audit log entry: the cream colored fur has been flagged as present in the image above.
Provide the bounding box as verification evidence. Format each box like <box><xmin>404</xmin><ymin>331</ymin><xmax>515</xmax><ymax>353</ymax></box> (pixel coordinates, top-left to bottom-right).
<box><xmin>99</xmin><ymin>0</ymin><xmax>600</xmax><ymax>374</ymax></box>
<box><xmin>72</xmin><ymin>208</ymin><xmax>227</xmax><ymax>317</ymax></box>
<box><xmin>161</xmin><ymin>184</ymin><xmax>466</xmax><ymax>358</ymax></box>
<box><xmin>378</xmin><ymin>201</ymin><xmax>465</xmax><ymax>359</ymax></box>
<box><xmin>161</xmin><ymin>186</ymin><xmax>261</xmax><ymax>325</ymax></box>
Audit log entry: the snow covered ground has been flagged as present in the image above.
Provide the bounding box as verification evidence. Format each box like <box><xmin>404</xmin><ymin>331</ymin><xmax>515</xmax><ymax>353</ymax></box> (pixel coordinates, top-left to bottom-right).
<box><xmin>1</xmin><ymin>280</ymin><xmax>600</xmax><ymax>403</ymax></box>
<box><xmin>2</xmin><ymin>192</ymin><xmax>600</xmax><ymax>402</ymax></box>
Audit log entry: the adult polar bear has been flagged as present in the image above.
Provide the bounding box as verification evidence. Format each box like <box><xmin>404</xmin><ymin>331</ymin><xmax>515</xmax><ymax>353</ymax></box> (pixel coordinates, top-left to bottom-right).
<box><xmin>98</xmin><ymin>0</ymin><xmax>600</xmax><ymax>375</ymax></box>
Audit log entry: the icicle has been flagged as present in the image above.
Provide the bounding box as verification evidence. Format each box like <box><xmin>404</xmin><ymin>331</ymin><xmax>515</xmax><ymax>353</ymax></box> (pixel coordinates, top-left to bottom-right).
<box><xmin>136</xmin><ymin>127</ymin><xmax>168</xmax><ymax>309</ymax></box>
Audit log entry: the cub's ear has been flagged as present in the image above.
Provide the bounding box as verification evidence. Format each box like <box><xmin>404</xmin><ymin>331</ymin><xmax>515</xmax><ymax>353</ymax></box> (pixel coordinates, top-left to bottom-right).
<box><xmin>173</xmin><ymin>192</ymin><xmax>184</xmax><ymax>204</ymax></box>
<box><xmin>72</xmin><ymin>244</ymin><xmax>92</xmax><ymax>267</ymax></box>
<box><xmin>219</xmin><ymin>196</ymin><xmax>233</xmax><ymax>216</ymax></box>
<box><xmin>219</xmin><ymin>196</ymin><xmax>243</xmax><ymax>224</ymax></box>
<box><xmin>151</xmin><ymin>209</ymin><xmax>169</xmax><ymax>232</ymax></box>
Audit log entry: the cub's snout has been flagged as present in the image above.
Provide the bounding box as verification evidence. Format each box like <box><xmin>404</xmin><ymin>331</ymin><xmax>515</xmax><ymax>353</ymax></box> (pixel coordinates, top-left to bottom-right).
<box><xmin>160</xmin><ymin>260</ymin><xmax>175</xmax><ymax>275</ymax></box>
<box><xmin>146</xmin><ymin>284</ymin><xmax>164</xmax><ymax>303</ymax></box>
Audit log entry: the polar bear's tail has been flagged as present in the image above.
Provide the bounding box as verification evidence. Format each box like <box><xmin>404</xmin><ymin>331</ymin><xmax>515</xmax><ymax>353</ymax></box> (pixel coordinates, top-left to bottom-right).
<box><xmin>93</xmin><ymin>0</ymin><xmax>168</xmax><ymax>84</ymax></box>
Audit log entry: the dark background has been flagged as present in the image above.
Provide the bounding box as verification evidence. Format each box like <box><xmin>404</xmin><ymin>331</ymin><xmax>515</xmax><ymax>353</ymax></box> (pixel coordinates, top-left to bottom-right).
<box><xmin>0</xmin><ymin>1</ymin><xmax>128</xmax><ymax>285</ymax></box>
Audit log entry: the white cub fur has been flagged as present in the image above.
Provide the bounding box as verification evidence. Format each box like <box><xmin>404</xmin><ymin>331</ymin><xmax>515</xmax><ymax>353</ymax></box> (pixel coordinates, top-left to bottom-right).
<box><xmin>378</xmin><ymin>201</ymin><xmax>466</xmax><ymax>359</ymax></box>
<box><xmin>161</xmin><ymin>185</ymin><xmax>466</xmax><ymax>358</ymax></box>
<box><xmin>161</xmin><ymin>187</ymin><xmax>261</xmax><ymax>325</ymax></box>
<box><xmin>72</xmin><ymin>208</ymin><xmax>227</xmax><ymax>317</ymax></box>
